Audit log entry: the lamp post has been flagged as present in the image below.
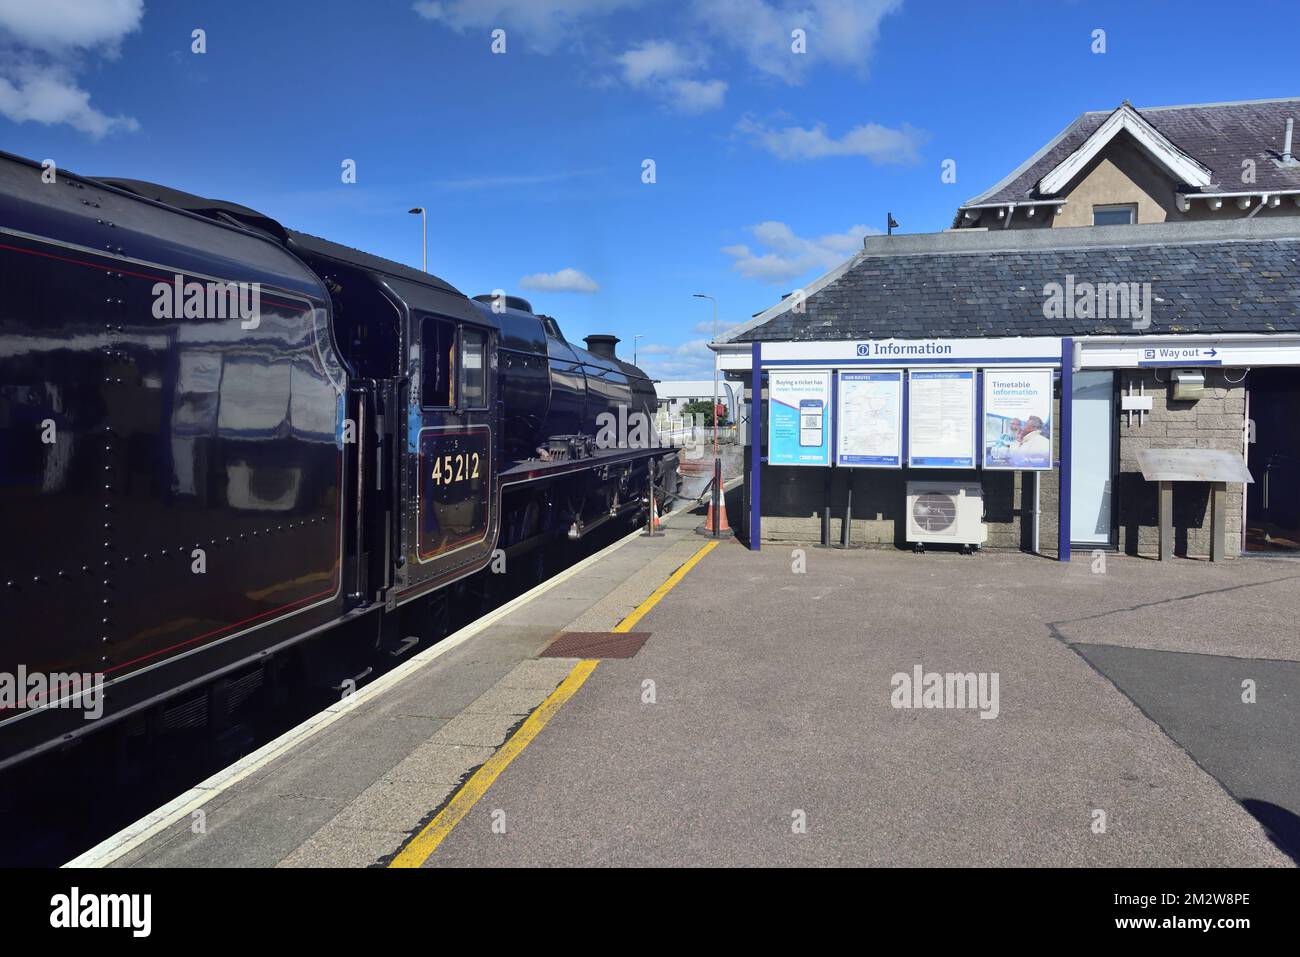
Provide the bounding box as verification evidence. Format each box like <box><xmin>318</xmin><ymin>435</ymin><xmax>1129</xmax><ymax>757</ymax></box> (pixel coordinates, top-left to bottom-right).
<box><xmin>633</xmin><ymin>334</ymin><xmax>644</xmax><ymax>366</ymax></box>
<box><xmin>693</xmin><ymin>293</ymin><xmax>722</xmax><ymax>536</ymax></box>
<box><xmin>408</xmin><ymin>207</ymin><xmax>426</xmax><ymax>272</ymax></box>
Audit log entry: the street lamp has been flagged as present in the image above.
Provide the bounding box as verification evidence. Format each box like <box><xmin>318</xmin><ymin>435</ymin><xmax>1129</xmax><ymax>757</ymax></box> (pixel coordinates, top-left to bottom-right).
<box><xmin>408</xmin><ymin>207</ymin><xmax>426</xmax><ymax>272</ymax></box>
<box><xmin>633</xmin><ymin>334</ymin><xmax>644</xmax><ymax>366</ymax></box>
<box><xmin>693</xmin><ymin>293</ymin><xmax>723</xmax><ymax>536</ymax></box>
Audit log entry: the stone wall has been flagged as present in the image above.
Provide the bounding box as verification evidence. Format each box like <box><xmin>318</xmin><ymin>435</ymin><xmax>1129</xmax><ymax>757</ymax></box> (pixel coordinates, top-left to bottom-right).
<box><xmin>1114</xmin><ymin>368</ymin><xmax>1248</xmax><ymax>558</ymax></box>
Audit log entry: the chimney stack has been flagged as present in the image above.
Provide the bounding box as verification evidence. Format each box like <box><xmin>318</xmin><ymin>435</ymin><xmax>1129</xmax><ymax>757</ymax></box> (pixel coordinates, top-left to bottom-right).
<box><xmin>584</xmin><ymin>334</ymin><xmax>620</xmax><ymax>359</ymax></box>
<box><xmin>1284</xmin><ymin>117</ymin><xmax>1295</xmax><ymax>165</ymax></box>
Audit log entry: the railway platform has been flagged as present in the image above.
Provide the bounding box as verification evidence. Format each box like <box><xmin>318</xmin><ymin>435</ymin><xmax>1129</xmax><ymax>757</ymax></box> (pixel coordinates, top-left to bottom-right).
<box><xmin>73</xmin><ymin>497</ymin><xmax>1300</xmax><ymax>868</ymax></box>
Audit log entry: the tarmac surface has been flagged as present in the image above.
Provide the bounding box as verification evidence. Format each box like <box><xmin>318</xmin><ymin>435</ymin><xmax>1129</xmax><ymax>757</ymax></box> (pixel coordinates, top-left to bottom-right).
<box><xmin>89</xmin><ymin>498</ymin><xmax>1299</xmax><ymax>868</ymax></box>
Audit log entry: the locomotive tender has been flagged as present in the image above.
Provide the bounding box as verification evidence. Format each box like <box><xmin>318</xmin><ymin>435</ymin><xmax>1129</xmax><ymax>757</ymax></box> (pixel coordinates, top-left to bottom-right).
<box><xmin>0</xmin><ymin>150</ymin><xmax>677</xmax><ymax>769</ymax></box>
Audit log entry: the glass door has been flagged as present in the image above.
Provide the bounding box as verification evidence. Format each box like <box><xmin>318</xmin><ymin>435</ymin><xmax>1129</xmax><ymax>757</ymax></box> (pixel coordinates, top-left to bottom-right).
<box><xmin>1070</xmin><ymin>371</ymin><xmax>1115</xmax><ymax>546</ymax></box>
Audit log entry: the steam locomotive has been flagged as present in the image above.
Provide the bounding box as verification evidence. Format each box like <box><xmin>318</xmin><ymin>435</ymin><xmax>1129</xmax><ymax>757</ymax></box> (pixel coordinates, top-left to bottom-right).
<box><xmin>0</xmin><ymin>150</ymin><xmax>677</xmax><ymax>769</ymax></box>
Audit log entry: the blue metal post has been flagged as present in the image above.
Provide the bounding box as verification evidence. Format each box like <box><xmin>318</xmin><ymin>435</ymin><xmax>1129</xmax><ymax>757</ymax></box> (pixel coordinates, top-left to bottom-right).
<box><xmin>750</xmin><ymin>341</ymin><xmax>762</xmax><ymax>551</ymax></box>
<box><xmin>1058</xmin><ymin>338</ymin><xmax>1073</xmax><ymax>562</ymax></box>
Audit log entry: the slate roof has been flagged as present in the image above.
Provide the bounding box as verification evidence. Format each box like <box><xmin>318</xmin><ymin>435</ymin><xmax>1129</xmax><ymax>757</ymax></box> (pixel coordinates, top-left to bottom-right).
<box><xmin>963</xmin><ymin>97</ymin><xmax>1300</xmax><ymax>208</ymax></box>
<box><xmin>722</xmin><ymin>221</ymin><xmax>1300</xmax><ymax>343</ymax></box>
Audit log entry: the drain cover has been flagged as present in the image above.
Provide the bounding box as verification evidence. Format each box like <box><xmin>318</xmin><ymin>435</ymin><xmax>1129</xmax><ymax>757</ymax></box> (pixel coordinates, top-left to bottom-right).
<box><xmin>541</xmin><ymin>631</ymin><xmax>651</xmax><ymax>659</ymax></box>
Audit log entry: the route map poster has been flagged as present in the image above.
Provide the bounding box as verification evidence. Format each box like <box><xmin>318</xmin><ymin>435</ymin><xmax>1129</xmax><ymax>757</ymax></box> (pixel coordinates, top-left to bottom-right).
<box><xmin>836</xmin><ymin>370</ymin><xmax>902</xmax><ymax>467</ymax></box>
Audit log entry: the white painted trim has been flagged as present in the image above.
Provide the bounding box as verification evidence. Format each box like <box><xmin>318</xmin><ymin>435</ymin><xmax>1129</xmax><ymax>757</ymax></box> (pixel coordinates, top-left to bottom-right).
<box><xmin>1038</xmin><ymin>104</ymin><xmax>1212</xmax><ymax>196</ymax></box>
<box><xmin>961</xmin><ymin>199</ymin><xmax>1068</xmax><ymax>210</ymax></box>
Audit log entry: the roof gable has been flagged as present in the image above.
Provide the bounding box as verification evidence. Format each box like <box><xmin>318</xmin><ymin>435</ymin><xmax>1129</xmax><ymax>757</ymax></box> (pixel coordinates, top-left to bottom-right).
<box><xmin>1036</xmin><ymin>103</ymin><xmax>1212</xmax><ymax>195</ymax></box>
<box><xmin>956</xmin><ymin>97</ymin><xmax>1300</xmax><ymax>219</ymax></box>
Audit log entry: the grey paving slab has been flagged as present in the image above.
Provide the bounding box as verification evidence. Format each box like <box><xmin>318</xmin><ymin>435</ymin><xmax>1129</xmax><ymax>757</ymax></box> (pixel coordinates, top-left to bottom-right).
<box><xmin>426</xmin><ymin>543</ymin><xmax>1296</xmax><ymax>867</ymax></box>
<box><xmin>384</xmin><ymin>742</ymin><xmax>494</xmax><ymax>786</ymax></box>
<box><xmin>433</xmin><ymin>710</ymin><xmax>526</xmax><ymax>748</ymax></box>
<box><xmin>232</xmin><ymin>714</ymin><xmax>446</xmax><ymax>800</ymax></box>
<box><xmin>463</xmin><ymin>684</ymin><xmax>553</xmax><ymax>716</ymax></box>
<box><xmin>333</xmin><ymin>778</ymin><xmax>458</xmax><ymax>831</ymax></box>
<box><xmin>278</xmin><ymin>821</ymin><xmax>409</xmax><ymax>868</ymax></box>
<box><xmin>126</xmin><ymin>790</ymin><xmax>345</xmax><ymax>868</ymax></box>
<box><xmin>496</xmin><ymin>656</ymin><xmax>582</xmax><ymax>689</ymax></box>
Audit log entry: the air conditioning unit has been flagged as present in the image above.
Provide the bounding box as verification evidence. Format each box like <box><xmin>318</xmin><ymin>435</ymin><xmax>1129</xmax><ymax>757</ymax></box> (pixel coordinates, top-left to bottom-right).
<box><xmin>906</xmin><ymin>481</ymin><xmax>987</xmax><ymax>551</ymax></box>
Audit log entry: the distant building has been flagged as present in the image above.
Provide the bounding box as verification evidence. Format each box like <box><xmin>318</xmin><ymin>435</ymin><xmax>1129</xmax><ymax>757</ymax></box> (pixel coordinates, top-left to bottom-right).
<box><xmin>654</xmin><ymin>379</ymin><xmax>738</xmax><ymax>421</ymax></box>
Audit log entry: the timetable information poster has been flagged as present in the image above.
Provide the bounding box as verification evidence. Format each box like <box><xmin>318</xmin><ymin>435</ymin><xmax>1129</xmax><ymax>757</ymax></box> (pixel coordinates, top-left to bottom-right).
<box><xmin>768</xmin><ymin>371</ymin><xmax>831</xmax><ymax>466</ymax></box>
<box><xmin>836</xmin><ymin>370</ymin><xmax>902</xmax><ymax>467</ymax></box>
<box><xmin>983</xmin><ymin>369</ymin><xmax>1054</xmax><ymax>470</ymax></box>
<box><xmin>907</xmin><ymin>369</ymin><xmax>976</xmax><ymax>468</ymax></box>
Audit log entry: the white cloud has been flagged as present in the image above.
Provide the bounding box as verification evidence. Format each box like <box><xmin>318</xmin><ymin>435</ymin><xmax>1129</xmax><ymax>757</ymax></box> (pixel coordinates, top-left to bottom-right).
<box><xmin>617</xmin><ymin>39</ymin><xmax>692</xmax><ymax>85</ymax></box>
<box><xmin>413</xmin><ymin>0</ymin><xmax>638</xmax><ymax>51</ymax></box>
<box><xmin>413</xmin><ymin>0</ymin><xmax>900</xmax><ymax>83</ymax></box>
<box><xmin>723</xmin><ymin>220</ymin><xmax>878</xmax><ymax>284</ymax></box>
<box><xmin>738</xmin><ymin>116</ymin><xmax>927</xmax><ymax>163</ymax></box>
<box><xmin>693</xmin><ymin>318</ymin><xmax>739</xmax><ymax>334</ymax></box>
<box><xmin>519</xmin><ymin>267</ymin><xmax>600</xmax><ymax>293</ymax></box>
<box><xmin>635</xmin><ymin>338</ymin><xmax>716</xmax><ymax>379</ymax></box>
<box><xmin>667</xmin><ymin>77</ymin><xmax>726</xmax><ymax>113</ymax></box>
<box><xmin>615</xmin><ymin>39</ymin><xmax>726</xmax><ymax>113</ymax></box>
<box><xmin>0</xmin><ymin>0</ymin><xmax>141</xmax><ymax>137</ymax></box>
<box><xmin>693</xmin><ymin>0</ymin><xmax>902</xmax><ymax>82</ymax></box>
<box><xmin>639</xmin><ymin>337</ymin><xmax>711</xmax><ymax>356</ymax></box>
<box><xmin>0</xmin><ymin>0</ymin><xmax>142</xmax><ymax>50</ymax></box>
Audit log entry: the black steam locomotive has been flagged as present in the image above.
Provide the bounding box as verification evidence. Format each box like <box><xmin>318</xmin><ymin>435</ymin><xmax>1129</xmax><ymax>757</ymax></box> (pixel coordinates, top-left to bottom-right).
<box><xmin>0</xmin><ymin>150</ymin><xmax>677</xmax><ymax>769</ymax></box>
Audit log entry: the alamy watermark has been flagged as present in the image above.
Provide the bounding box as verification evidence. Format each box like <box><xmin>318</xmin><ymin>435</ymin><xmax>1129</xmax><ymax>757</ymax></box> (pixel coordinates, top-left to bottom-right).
<box><xmin>152</xmin><ymin>275</ymin><xmax>262</xmax><ymax>329</ymax></box>
<box><xmin>595</xmin><ymin>404</ymin><xmax>708</xmax><ymax>459</ymax></box>
<box><xmin>890</xmin><ymin>665</ymin><xmax>1000</xmax><ymax>719</ymax></box>
<box><xmin>1042</xmin><ymin>274</ymin><xmax>1152</xmax><ymax>330</ymax></box>
<box><xmin>1</xmin><ymin>667</ymin><xmax>105</xmax><ymax>719</ymax></box>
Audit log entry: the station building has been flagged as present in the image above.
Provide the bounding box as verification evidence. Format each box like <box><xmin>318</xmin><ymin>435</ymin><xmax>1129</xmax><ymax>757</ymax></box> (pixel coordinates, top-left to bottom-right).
<box><xmin>713</xmin><ymin>98</ymin><xmax>1300</xmax><ymax>560</ymax></box>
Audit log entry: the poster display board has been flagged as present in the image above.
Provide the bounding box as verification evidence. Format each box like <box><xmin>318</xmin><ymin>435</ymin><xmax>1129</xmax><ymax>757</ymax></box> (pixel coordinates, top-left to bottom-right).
<box><xmin>768</xmin><ymin>371</ymin><xmax>831</xmax><ymax>466</ymax></box>
<box><xmin>907</xmin><ymin>369</ymin><xmax>975</xmax><ymax>468</ymax></box>
<box><xmin>835</xmin><ymin>370</ymin><xmax>902</xmax><ymax>467</ymax></box>
<box><xmin>982</xmin><ymin>369</ymin><xmax>1054</xmax><ymax>470</ymax></box>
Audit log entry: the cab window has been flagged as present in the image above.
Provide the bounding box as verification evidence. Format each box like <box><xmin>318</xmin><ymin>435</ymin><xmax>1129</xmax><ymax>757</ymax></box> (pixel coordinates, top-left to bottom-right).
<box><xmin>461</xmin><ymin>328</ymin><xmax>487</xmax><ymax>409</ymax></box>
<box><xmin>421</xmin><ymin>317</ymin><xmax>455</xmax><ymax>408</ymax></box>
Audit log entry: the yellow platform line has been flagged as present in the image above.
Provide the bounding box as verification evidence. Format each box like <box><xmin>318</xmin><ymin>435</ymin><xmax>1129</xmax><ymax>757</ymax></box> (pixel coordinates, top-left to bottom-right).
<box><xmin>389</xmin><ymin>658</ymin><xmax>599</xmax><ymax>868</ymax></box>
<box><xmin>614</xmin><ymin>539</ymin><xmax>719</xmax><ymax>633</ymax></box>
<box><xmin>389</xmin><ymin>537</ymin><xmax>718</xmax><ymax>867</ymax></box>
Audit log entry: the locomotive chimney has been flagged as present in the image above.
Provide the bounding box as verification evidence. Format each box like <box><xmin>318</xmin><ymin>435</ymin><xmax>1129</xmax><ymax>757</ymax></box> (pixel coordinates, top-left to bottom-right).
<box><xmin>584</xmin><ymin>334</ymin><xmax>620</xmax><ymax>359</ymax></box>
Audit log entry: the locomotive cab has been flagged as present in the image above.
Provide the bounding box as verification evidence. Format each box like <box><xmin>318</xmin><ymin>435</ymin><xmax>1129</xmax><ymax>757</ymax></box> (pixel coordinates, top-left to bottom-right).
<box><xmin>283</xmin><ymin>233</ymin><xmax>501</xmax><ymax>608</ymax></box>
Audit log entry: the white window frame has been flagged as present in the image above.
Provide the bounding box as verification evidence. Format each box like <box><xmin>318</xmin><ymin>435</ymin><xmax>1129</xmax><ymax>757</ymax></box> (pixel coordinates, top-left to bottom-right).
<box><xmin>1092</xmin><ymin>203</ymin><xmax>1137</xmax><ymax>226</ymax></box>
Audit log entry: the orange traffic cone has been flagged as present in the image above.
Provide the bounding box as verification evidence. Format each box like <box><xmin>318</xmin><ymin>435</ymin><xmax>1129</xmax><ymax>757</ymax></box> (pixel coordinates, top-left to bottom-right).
<box><xmin>644</xmin><ymin>489</ymin><xmax>662</xmax><ymax>536</ymax></box>
<box><xmin>696</xmin><ymin>492</ymin><xmax>734</xmax><ymax>538</ymax></box>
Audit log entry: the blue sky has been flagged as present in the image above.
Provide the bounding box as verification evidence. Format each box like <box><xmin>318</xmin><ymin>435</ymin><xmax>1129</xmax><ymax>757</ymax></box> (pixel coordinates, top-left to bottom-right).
<box><xmin>1</xmin><ymin>0</ymin><xmax>1296</xmax><ymax>378</ymax></box>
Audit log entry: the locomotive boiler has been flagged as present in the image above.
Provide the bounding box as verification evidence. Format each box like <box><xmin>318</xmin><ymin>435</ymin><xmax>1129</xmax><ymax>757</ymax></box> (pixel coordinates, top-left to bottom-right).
<box><xmin>0</xmin><ymin>150</ymin><xmax>677</xmax><ymax>769</ymax></box>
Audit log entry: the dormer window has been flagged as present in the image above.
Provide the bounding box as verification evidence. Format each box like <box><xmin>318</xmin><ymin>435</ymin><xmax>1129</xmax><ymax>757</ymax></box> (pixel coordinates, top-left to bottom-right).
<box><xmin>1093</xmin><ymin>204</ymin><xmax>1136</xmax><ymax>226</ymax></box>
